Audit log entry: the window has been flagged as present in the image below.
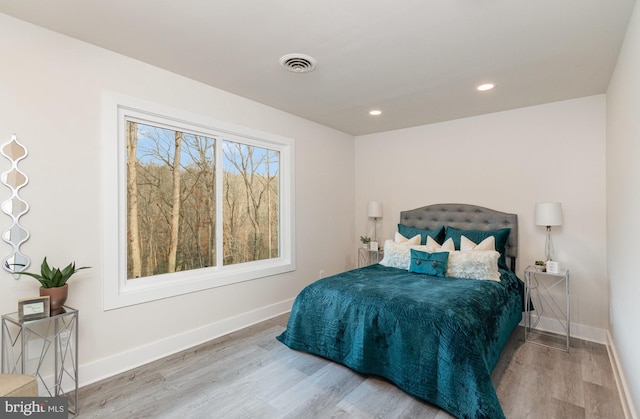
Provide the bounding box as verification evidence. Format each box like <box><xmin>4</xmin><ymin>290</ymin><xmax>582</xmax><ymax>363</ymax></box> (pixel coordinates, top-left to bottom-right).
<box><xmin>221</xmin><ymin>141</ymin><xmax>280</xmax><ymax>266</ymax></box>
<box><xmin>102</xmin><ymin>92</ymin><xmax>295</xmax><ymax>309</ymax></box>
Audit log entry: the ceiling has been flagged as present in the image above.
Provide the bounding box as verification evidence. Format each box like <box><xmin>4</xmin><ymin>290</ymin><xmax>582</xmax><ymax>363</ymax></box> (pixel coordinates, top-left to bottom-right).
<box><xmin>0</xmin><ymin>0</ymin><xmax>635</xmax><ymax>135</ymax></box>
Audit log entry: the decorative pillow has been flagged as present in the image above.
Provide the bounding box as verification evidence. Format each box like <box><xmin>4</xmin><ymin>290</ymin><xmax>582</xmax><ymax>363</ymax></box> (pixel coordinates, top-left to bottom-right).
<box><xmin>460</xmin><ymin>235</ymin><xmax>496</xmax><ymax>251</ymax></box>
<box><xmin>379</xmin><ymin>240</ymin><xmax>430</xmax><ymax>270</ymax></box>
<box><xmin>426</xmin><ymin>236</ymin><xmax>456</xmax><ymax>252</ymax></box>
<box><xmin>397</xmin><ymin>224</ymin><xmax>445</xmax><ymax>245</ymax></box>
<box><xmin>444</xmin><ymin>227</ymin><xmax>511</xmax><ymax>270</ymax></box>
<box><xmin>409</xmin><ymin>249</ymin><xmax>449</xmax><ymax>277</ymax></box>
<box><xmin>446</xmin><ymin>250</ymin><xmax>501</xmax><ymax>281</ymax></box>
<box><xmin>394</xmin><ymin>231</ymin><xmax>421</xmax><ymax>245</ymax></box>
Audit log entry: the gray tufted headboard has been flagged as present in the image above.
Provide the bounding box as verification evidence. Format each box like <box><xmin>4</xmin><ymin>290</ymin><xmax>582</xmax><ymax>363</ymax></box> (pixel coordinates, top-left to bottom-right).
<box><xmin>399</xmin><ymin>203</ymin><xmax>518</xmax><ymax>270</ymax></box>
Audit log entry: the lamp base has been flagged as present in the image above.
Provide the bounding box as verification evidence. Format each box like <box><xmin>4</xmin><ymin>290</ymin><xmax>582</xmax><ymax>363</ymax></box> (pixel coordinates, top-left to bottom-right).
<box><xmin>544</xmin><ymin>226</ymin><xmax>555</xmax><ymax>261</ymax></box>
<box><xmin>373</xmin><ymin>217</ymin><xmax>378</xmax><ymax>242</ymax></box>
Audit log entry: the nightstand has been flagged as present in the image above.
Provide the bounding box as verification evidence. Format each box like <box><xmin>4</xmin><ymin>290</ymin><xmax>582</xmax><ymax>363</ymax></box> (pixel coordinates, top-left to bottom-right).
<box><xmin>358</xmin><ymin>247</ymin><xmax>383</xmax><ymax>267</ymax></box>
<box><xmin>524</xmin><ymin>266</ymin><xmax>570</xmax><ymax>351</ymax></box>
<box><xmin>2</xmin><ymin>306</ymin><xmax>78</xmax><ymax>415</ymax></box>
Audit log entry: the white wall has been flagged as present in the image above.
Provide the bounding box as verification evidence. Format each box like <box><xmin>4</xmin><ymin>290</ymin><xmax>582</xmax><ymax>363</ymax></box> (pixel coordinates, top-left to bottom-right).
<box><xmin>607</xmin><ymin>0</ymin><xmax>640</xmax><ymax>414</ymax></box>
<box><xmin>355</xmin><ymin>95</ymin><xmax>608</xmax><ymax>332</ymax></box>
<box><xmin>0</xmin><ymin>13</ymin><xmax>355</xmax><ymax>385</ymax></box>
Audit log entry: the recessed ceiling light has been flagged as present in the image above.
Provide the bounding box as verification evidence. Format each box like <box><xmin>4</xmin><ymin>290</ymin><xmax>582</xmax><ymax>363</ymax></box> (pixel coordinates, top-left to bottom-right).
<box><xmin>477</xmin><ymin>83</ymin><xmax>495</xmax><ymax>92</ymax></box>
<box><xmin>369</xmin><ymin>110</ymin><xmax>382</xmax><ymax>116</ymax></box>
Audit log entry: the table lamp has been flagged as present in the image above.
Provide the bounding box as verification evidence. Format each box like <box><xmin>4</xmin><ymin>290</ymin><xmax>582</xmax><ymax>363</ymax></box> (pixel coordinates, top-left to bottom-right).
<box><xmin>535</xmin><ymin>202</ymin><xmax>563</xmax><ymax>261</ymax></box>
<box><xmin>367</xmin><ymin>201</ymin><xmax>383</xmax><ymax>242</ymax></box>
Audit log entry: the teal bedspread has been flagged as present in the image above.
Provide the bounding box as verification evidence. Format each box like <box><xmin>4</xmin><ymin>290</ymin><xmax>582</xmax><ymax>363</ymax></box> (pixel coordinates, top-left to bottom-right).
<box><xmin>277</xmin><ymin>264</ymin><xmax>523</xmax><ymax>419</ymax></box>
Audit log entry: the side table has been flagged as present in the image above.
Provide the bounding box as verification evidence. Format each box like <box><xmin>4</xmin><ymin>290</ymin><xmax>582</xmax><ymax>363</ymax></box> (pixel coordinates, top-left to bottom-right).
<box><xmin>524</xmin><ymin>267</ymin><xmax>570</xmax><ymax>351</ymax></box>
<box><xmin>1</xmin><ymin>306</ymin><xmax>78</xmax><ymax>415</ymax></box>
<box><xmin>358</xmin><ymin>247</ymin><xmax>383</xmax><ymax>267</ymax></box>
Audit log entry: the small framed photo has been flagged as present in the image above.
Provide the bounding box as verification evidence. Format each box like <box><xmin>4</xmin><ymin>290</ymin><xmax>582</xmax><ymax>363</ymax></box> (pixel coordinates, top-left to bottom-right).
<box><xmin>18</xmin><ymin>296</ymin><xmax>50</xmax><ymax>322</ymax></box>
<box><xmin>546</xmin><ymin>261</ymin><xmax>560</xmax><ymax>274</ymax></box>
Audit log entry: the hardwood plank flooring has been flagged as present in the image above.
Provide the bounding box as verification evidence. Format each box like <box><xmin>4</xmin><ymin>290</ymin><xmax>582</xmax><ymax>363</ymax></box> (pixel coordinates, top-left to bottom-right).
<box><xmin>76</xmin><ymin>314</ymin><xmax>624</xmax><ymax>418</ymax></box>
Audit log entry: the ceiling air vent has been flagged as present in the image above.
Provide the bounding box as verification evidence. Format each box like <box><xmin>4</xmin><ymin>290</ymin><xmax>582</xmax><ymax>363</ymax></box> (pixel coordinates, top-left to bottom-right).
<box><xmin>279</xmin><ymin>53</ymin><xmax>317</xmax><ymax>73</ymax></box>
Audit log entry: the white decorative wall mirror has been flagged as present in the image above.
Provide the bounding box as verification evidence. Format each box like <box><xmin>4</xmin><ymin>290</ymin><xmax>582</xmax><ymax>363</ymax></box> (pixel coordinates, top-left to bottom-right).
<box><xmin>1</xmin><ymin>134</ymin><xmax>30</xmax><ymax>276</ymax></box>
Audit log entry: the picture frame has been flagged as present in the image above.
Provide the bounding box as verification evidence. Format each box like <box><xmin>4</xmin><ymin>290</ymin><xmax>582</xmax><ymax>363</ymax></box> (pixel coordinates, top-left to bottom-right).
<box><xmin>18</xmin><ymin>296</ymin><xmax>50</xmax><ymax>322</ymax></box>
<box><xmin>546</xmin><ymin>261</ymin><xmax>560</xmax><ymax>274</ymax></box>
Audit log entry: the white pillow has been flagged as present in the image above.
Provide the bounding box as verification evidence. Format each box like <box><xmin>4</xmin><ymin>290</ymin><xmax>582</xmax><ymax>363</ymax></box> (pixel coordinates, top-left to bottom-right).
<box><xmin>379</xmin><ymin>240</ymin><xmax>430</xmax><ymax>270</ymax></box>
<box><xmin>446</xmin><ymin>250</ymin><xmax>501</xmax><ymax>281</ymax></box>
<box><xmin>394</xmin><ymin>232</ymin><xmax>421</xmax><ymax>245</ymax></box>
<box><xmin>426</xmin><ymin>236</ymin><xmax>455</xmax><ymax>252</ymax></box>
<box><xmin>460</xmin><ymin>235</ymin><xmax>496</xmax><ymax>251</ymax></box>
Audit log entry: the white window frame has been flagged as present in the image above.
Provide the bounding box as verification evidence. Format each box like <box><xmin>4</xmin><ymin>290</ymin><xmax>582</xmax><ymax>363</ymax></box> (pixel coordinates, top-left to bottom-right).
<box><xmin>102</xmin><ymin>91</ymin><xmax>295</xmax><ymax>310</ymax></box>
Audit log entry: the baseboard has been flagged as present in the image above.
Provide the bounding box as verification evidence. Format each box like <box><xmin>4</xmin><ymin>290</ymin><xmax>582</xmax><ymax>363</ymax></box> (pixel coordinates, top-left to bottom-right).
<box><xmin>606</xmin><ymin>331</ymin><xmax>639</xmax><ymax>419</ymax></box>
<box><xmin>78</xmin><ymin>298</ymin><xmax>294</xmax><ymax>388</ymax></box>
<box><xmin>518</xmin><ymin>316</ymin><xmax>608</xmax><ymax>344</ymax></box>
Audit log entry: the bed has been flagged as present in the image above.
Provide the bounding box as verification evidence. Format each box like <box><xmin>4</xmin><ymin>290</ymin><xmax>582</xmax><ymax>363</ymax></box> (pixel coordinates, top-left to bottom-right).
<box><xmin>277</xmin><ymin>204</ymin><xmax>523</xmax><ymax>419</ymax></box>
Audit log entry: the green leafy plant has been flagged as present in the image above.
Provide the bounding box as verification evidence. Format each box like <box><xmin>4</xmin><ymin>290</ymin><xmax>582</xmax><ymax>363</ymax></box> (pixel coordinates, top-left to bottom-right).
<box><xmin>20</xmin><ymin>257</ymin><xmax>90</xmax><ymax>288</ymax></box>
<box><xmin>360</xmin><ymin>236</ymin><xmax>371</xmax><ymax>245</ymax></box>
<box><xmin>534</xmin><ymin>260</ymin><xmax>546</xmax><ymax>272</ymax></box>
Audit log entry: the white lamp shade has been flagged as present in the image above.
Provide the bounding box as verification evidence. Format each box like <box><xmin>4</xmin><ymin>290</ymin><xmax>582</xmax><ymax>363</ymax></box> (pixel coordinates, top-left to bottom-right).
<box><xmin>367</xmin><ymin>201</ymin><xmax>383</xmax><ymax>218</ymax></box>
<box><xmin>535</xmin><ymin>202</ymin><xmax>563</xmax><ymax>226</ymax></box>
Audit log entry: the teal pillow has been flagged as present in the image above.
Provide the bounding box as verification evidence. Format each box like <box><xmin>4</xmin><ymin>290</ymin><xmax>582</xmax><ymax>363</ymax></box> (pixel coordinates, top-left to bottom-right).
<box><xmin>397</xmin><ymin>224</ymin><xmax>445</xmax><ymax>245</ymax></box>
<box><xmin>409</xmin><ymin>249</ymin><xmax>449</xmax><ymax>277</ymax></box>
<box><xmin>444</xmin><ymin>226</ymin><xmax>511</xmax><ymax>270</ymax></box>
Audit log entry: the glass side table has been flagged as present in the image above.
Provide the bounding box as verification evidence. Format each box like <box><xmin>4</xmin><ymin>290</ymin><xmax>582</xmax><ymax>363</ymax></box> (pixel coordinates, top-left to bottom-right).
<box><xmin>524</xmin><ymin>267</ymin><xmax>570</xmax><ymax>351</ymax></box>
<box><xmin>2</xmin><ymin>306</ymin><xmax>78</xmax><ymax>415</ymax></box>
<box><xmin>358</xmin><ymin>247</ymin><xmax>383</xmax><ymax>267</ymax></box>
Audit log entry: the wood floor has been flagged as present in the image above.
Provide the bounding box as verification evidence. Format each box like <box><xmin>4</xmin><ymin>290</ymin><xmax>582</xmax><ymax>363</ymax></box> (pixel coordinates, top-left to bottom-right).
<box><xmin>75</xmin><ymin>314</ymin><xmax>624</xmax><ymax>418</ymax></box>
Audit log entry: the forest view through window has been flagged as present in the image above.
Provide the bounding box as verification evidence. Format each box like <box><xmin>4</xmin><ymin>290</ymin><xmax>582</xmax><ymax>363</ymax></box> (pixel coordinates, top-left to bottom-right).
<box><xmin>126</xmin><ymin>120</ymin><xmax>280</xmax><ymax>280</ymax></box>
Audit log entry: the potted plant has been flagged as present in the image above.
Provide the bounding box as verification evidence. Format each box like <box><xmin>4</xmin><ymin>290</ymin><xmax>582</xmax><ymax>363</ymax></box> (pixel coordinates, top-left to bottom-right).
<box><xmin>360</xmin><ymin>236</ymin><xmax>371</xmax><ymax>248</ymax></box>
<box><xmin>534</xmin><ymin>260</ymin><xmax>546</xmax><ymax>272</ymax></box>
<box><xmin>20</xmin><ymin>257</ymin><xmax>90</xmax><ymax>310</ymax></box>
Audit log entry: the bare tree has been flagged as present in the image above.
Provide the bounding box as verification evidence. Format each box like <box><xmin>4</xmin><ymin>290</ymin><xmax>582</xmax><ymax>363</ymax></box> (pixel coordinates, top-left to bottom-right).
<box><xmin>126</xmin><ymin>122</ymin><xmax>142</xmax><ymax>278</ymax></box>
<box><xmin>181</xmin><ymin>135</ymin><xmax>216</xmax><ymax>268</ymax></box>
<box><xmin>223</xmin><ymin>142</ymin><xmax>279</xmax><ymax>262</ymax></box>
<box><xmin>167</xmin><ymin>131</ymin><xmax>182</xmax><ymax>273</ymax></box>
<box><xmin>223</xmin><ymin>143</ymin><xmax>261</xmax><ymax>260</ymax></box>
